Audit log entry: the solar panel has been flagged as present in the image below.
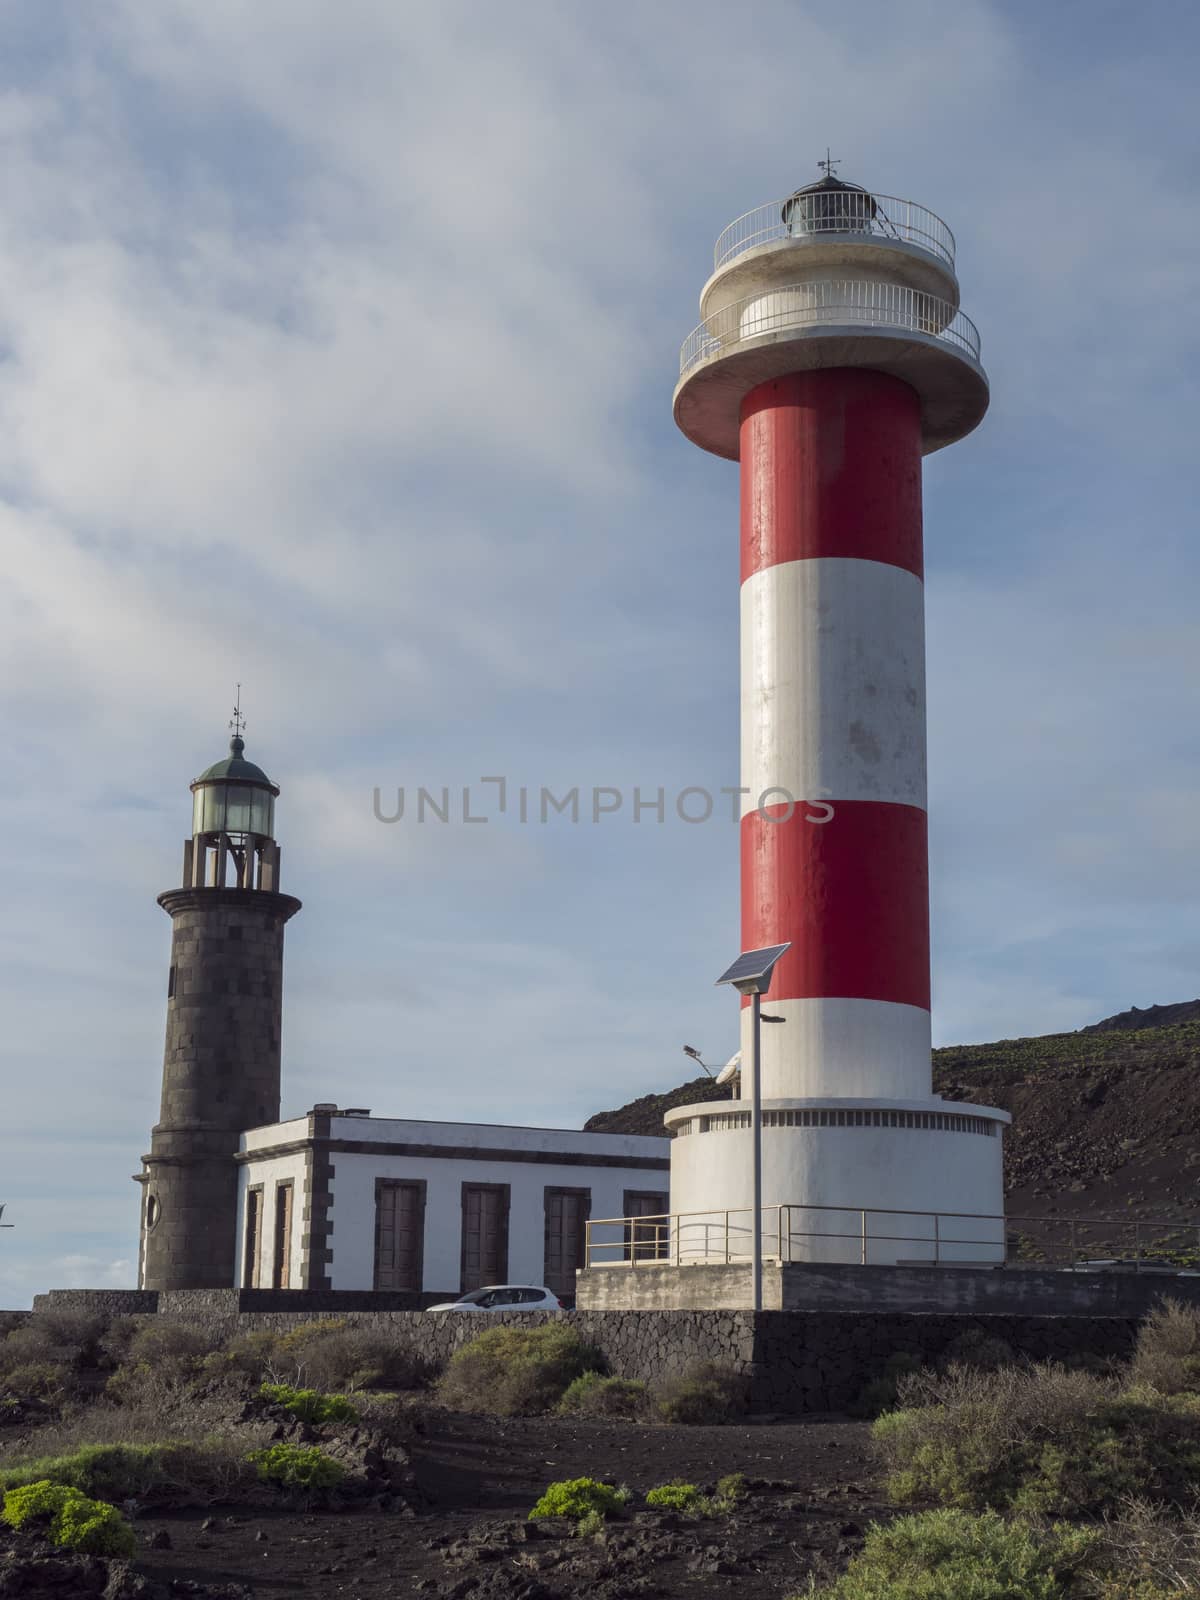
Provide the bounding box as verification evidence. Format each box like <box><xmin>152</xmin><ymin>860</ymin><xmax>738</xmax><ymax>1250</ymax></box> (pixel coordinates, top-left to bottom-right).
<box><xmin>714</xmin><ymin>942</ymin><xmax>792</xmax><ymax>994</ymax></box>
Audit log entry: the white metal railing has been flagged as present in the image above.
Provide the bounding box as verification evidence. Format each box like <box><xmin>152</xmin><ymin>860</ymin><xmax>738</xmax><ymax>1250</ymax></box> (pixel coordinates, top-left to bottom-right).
<box><xmin>585</xmin><ymin>1204</ymin><xmax>1200</xmax><ymax>1273</ymax></box>
<box><xmin>714</xmin><ymin>192</ymin><xmax>955</xmax><ymax>272</ymax></box>
<box><xmin>678</xmin><ymin>279</ymin><xmax>981</xmax><ymax>380</ymax></box>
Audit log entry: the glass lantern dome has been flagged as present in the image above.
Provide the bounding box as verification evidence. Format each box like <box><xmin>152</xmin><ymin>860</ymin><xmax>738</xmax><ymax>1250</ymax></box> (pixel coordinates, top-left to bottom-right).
<box><xmin>190</xmin><ymin>735</ymin><xmax>278</xmax><ymax>839</ymax></box>
<box><xmin>781</xmin><ymin>173</ymin><xmax>877</xmax><ymax>236</ymax></box>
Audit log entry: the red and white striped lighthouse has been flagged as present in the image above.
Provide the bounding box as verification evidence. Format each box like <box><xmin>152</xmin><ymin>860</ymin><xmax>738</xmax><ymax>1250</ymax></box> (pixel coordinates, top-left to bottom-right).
<box><xmin>665</xmin><ymin>169</ymin><xmax>1009</xmax><ymax>1262</ymax></box>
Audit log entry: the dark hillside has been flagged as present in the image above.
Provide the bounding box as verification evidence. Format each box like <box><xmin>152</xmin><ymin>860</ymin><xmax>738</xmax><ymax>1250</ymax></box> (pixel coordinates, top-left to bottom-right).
<box><xmin>1083</xmin><ymin>999</ymin><xmax>1200</xmax><ymax>1033</ymax></box>
<box><xmin>587</xmin><ymin>1018</ymin><xmax>1200</xmax><ymax>1241</ymax></box>
<box><xmin>584</xmin><ymin>1074</ymin><xmax>731</xmax><ymax>1136</ymax></box>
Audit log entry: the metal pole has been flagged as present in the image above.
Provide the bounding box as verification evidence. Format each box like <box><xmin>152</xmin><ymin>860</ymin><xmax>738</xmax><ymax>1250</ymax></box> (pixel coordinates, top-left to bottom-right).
<box><xmin>751</xmin><ymin>990</ymin><xmax>763</xmax><ymax>1313</ymax></box>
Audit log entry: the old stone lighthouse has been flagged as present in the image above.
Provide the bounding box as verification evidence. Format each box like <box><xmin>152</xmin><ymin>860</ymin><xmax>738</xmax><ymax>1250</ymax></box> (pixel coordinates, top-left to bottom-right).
<box><xmin>136</xmin><ymin>731</ymin><xmax>301</xmax><ymax>1290</ymax></box>
<box><xmin>136</xmin><ymin>728</ymin><xmax>667</xmax><ymax>1296</ymax></box>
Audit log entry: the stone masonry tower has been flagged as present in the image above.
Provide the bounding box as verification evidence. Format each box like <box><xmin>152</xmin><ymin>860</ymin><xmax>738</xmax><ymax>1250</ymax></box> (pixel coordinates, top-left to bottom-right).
<box><xmin>137</xmin><ymin>722</ymin><xmax>301</xmax><ymax>1290</ymax></box>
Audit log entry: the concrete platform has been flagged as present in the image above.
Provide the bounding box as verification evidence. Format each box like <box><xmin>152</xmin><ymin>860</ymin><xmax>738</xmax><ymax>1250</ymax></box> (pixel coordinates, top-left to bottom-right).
<box><xmin>575</xmin><ymin>1261</ymin><xmax>1200</xmax><ymax>1318</ymax></box>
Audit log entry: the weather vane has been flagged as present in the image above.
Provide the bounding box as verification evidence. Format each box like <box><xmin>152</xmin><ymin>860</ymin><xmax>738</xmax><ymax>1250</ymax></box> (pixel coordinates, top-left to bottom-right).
<box><xmin>817</xmin><ymin>147</ymin><xmax>841</xmax><ymax>179</ymax></box>
<box><xmin>229</xmin><ymin>685</ymin><xmax>246</xmax><ymax>742</ymax></box>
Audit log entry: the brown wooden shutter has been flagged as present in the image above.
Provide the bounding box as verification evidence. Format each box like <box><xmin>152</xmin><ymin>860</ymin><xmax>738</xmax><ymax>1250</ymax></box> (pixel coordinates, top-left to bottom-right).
<box><xmin>374</xmin><ymin>1180</ymin><xmax>426</xmax><ymax>1290</ymax></box>
<box><xmin>273</xmin><ymin>1182</ymin><xmax>294</xmax><ymax>1289</ymax></box>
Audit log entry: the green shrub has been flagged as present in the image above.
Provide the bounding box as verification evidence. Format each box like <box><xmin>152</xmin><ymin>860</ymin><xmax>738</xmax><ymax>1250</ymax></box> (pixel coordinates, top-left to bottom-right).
<box><xmin>105</xmin><ymin>1321</ymin><xmax>214</xmax><ymax>1400</ymax></box>
<box><xmin>646</xmin><ymin>1481</ymin><xmax>702</xmax><ymax>1511</ymax></box>
<box><xmin>0</xmin><ymin>1311</ymin><xmax>106</xmax><ymax>1403</ymax></box>
<box><xmin>654</xmin><ymin>1362</ymin><xmax>749</xmax><ymax>1425</ymax></box>
<box><xmin>247</xmin><ymin>1444</ymin><xmax>345</xmax><ymax>1492</ymax></box>
<box><xmin>0</xmin><ymin>1438</ymin><xmax>257</xmax><ymax>1505</ymax></box>
<box><xmin>272</xmin><ymin>1321</ymin><xmax>420</xmax><ymax>1391</ymax></box>
<box><xmin>1130</xmin><ymin>1300</ymin><xmax>1200</xmax><ymax>1397</ymax></box>
<box><xmin>798</xmin><ymin>1508</ymin><xmax>1097</xmax><ymax>1600</ymax></box>
<box><xmin>52</xmin><ymin>1492</ymin><xmax>136</xmax><ymax>1557</ymax></box>
<box><xmin>199</xmin><ymin>1330</ymin><xmax>282</xmax><ymax>1386</ymax></box>
<box><xmin>258</xmin><ymin>1383</ymin><xmax>359</xmax><ymax>1425</ymax></box>
<box><xmin>715</xmin><ymin>1471</ymin><xmax>749</xmax><ymax>1503</ymax></box>
<box><xmin>0</xmin><ymin>1442</ymin><xmax>168</xmax><ymax>1499</ymax></box>
<box><xmin>528</xmin><ymin>1477</ymin><xmax>629</xmax><ymax>1522</ymax></box>
<box><xmin>0</xmin><ymin>1362</ymin><xmax>69</xmax><ymax>1400</ymax></box>
<box><xmin>439</xmin><ymin>1325</ymin><xmax>602</xmax><ymax>1417</ymax></box>
<box><xmin>277</xmin><ymin>1318</ymin><xmax>350</xmax><ymax>1351</ymax></box>
<box><xmin>557</xmin><ymin>1372</ymin><xmax>649</xmax><ymax>1420</ymax></box>
<box><xmin>0</xmin><ymin>1310</ymin><xmax>106</xmax><ymax>1374</ymax></box>
<box><xmin>873</xmin><ymin>1363</ymin><xmax>1200</xmax><ymax>1517</ymax></box>
<box><xmin>1090</xmin><ymin>1585</ymin><xmax>1185</xmax><ymax>1600</ymax></box>
<box><xmin>645</xmin><ymin>1475</ymin><xmax>745</xmax><ymax>1518</ymax></box>
<box><xmin>1</xmin><ymin>1481</ymin><xmax>136</xmax><ymax>1557</ymax></box>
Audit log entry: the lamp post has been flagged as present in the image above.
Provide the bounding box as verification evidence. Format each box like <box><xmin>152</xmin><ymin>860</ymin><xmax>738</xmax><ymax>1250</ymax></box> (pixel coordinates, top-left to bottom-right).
<box><xmin>715</xmin><ymin>943</ymin><xmax>791</xmax><ymax>1312</ymax></box>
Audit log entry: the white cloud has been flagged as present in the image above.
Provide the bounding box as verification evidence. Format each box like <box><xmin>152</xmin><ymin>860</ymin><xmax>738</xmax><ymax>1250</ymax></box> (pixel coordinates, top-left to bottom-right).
<box><xmin>2</xmin><ymin>0</ymin><xmax>1199</xmax><ymax>1301</ymax></box>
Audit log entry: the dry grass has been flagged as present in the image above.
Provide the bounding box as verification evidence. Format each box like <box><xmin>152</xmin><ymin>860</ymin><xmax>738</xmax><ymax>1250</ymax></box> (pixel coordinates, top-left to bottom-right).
<box><xmin>0</xmin><ymin>1309</ymin><xmax>109</xmax><ymax>1402</ymax></box>
<box><xmin>654</xmin><ymin>1362</ymin><xmax>750</xmax><ymax>1425</ymax></box>
<box><xmin>1093</xmin><ymin>1499</ymin><xmax>1200</xmax><ymax>1595</ymax></box>
<box><xmin>1130</xmin><ymin>1301</ymin><xmax>1200</xmax><ymax>1398</ymax></box>
<box><xmin>269</xmin><ymin>1322</ymin><xmax>423</xmax><ymax>1392</ymax></box>
<box><xmin>3</xmin><ymin>1393</ymin><xmax>265</xmax><ymax>1458</ymax></box>
<box><xmin>876</xmin><ymin>1360</ymin><xmax>1200</xmax><ymax>1516</ymax></box>
<box><xmin>0</xmin><ymin>1394</ymin><xmax>274</xmax><ymax>1505</ymax></box>
<box><xmin>893</xmin><ymin>1356</ymin><xmax>1108</xmax><ymax>1435</ymax></box>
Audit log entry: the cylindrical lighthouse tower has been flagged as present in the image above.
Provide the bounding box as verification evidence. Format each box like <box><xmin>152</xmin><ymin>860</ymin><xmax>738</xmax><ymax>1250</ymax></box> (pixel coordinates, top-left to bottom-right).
<box><xmin>667</xmin><ymin>167</ymin><xmax>1009</xmax><ymax>1262</ymax></box>
<box><xmin>137</xmin><ymin>724</ymin><xmax>301</xmax><ymax>1290</ymax></box>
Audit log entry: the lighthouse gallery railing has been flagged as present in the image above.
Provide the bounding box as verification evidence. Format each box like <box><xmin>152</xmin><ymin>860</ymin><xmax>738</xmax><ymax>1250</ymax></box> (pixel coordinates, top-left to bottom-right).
<box><xmin>585</xmin><ymin>1204</ymin><xmax>1200</xmax><ymax>1272</ymax></box>
<box><xmin>713</xmin><ymin>192</ymin><xmax>956</xmax><ymax>272</ymax></box>
<box><xmin>679</xmin><ymin>280</ymin><xmax>982</xmax><ymax>380</ymax></box>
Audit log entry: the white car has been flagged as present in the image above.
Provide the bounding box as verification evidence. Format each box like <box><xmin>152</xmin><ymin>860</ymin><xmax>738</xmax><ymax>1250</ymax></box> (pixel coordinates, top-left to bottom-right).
<box><xmin>427</xmin><ymin>1284</ymin><xmax>563</xmax><ymax>1312</ymax></box>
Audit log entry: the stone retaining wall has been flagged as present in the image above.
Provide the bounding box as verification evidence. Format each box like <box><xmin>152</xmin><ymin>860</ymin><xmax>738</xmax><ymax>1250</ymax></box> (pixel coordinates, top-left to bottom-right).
<box><xmin>29</xmin><ymin>1290</ymin><xmax>1148</xmax><ymax>1413</ymax></box>
<box><xmin>577</xmin><ymin>1261</ymin><xmax>1200</xmax><ymax>1317</ymax></box>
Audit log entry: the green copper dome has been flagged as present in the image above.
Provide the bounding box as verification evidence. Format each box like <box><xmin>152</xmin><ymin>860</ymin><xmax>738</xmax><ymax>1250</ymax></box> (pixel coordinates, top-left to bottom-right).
<box><xmin>195</xmin><ymin>736</ymin><xmax>274</xmax><ymax>789</ymax></box>
<box><xmin>190</xmin><ymin>734</ymin><xmax>279</xmax><ymax>839</ymax></box>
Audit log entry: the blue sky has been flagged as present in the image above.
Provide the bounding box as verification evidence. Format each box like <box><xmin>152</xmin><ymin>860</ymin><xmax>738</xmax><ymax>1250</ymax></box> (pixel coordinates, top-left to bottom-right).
<box><xmin>1</xmin><ymin>1</ymin><xmax>1198</xmax><ymax>1306</ymax></box>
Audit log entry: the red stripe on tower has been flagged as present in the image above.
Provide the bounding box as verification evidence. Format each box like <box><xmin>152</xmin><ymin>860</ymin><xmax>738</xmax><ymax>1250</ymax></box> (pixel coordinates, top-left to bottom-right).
<box><xmin>740</xmin><ymin>800</ymin><xmax>930</xmax><ymax>1010</ymax></box>
<box><xmin>740</xmin><ymin>371</ymin><xmax>924</xmax><ymax>582</ymax></box>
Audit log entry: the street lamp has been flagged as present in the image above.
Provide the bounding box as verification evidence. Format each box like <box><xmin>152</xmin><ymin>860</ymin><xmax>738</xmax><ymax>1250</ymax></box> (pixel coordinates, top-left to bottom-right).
<box><xmin>681</xmin><ymin>1045</ymin><xmax>717</xmax><ymax>1078</ymax></box>
<box><xmin>714</xmin><ymin>943</ymin><xmax>791</xmax><ymax>1312</ymax></box>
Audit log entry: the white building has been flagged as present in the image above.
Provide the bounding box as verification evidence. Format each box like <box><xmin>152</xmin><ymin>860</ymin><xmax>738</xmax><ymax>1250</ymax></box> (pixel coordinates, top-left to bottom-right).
<box><xmin>235</xmin><ymin>1104</ymin><xmax>669</xmax><ymax>1301</ymax></box>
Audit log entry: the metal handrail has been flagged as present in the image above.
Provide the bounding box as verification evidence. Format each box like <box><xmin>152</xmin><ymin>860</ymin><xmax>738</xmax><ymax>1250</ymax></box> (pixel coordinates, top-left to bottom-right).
<box><xmin>585</xmin><ymin>1204</ymin><xmax>1200</xmax><ymax>1273</ymax></box>
<box><xmin>679</xmin><ymin>279</ymin><xmax>981</xmax><ymax>380</ymax></box>
<box><xmin>714</xmin><ymin>192</ymin><xmax>956</xmax><ymax>272</ymax></box>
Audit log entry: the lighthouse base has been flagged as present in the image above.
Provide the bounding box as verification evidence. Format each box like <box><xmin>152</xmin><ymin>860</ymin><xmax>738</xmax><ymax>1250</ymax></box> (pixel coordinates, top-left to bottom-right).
<box><xmin>661</xmin><ymin>1096</ymin><xmax>1009</xmax><ymax>1267</ymax></box>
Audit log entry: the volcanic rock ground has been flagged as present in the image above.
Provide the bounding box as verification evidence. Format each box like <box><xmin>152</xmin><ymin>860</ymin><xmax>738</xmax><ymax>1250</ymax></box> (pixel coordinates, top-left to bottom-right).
<box><xmin>1</xmin><ymin>1408</ymin><xmax>876</xmax><ymax>1598</ymax></box>
<box><xmin>142</xmin><ymin>1410</ymin><xmax>875</xmax><ymax>1599</ymax></box>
